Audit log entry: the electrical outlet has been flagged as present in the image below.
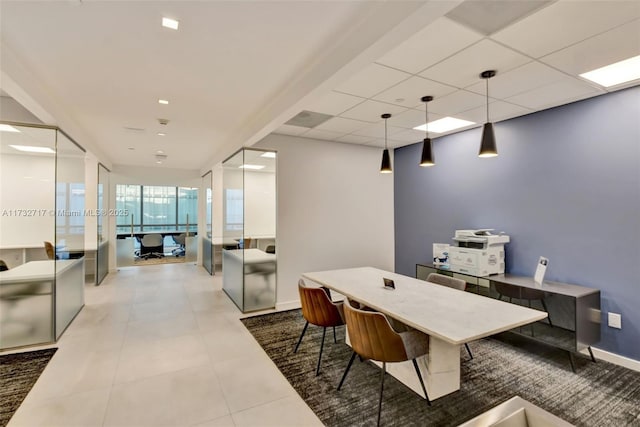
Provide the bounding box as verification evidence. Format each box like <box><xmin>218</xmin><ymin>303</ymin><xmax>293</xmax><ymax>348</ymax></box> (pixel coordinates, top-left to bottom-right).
<box><xmin>608</xmin><ymin>312</ymin><xmax>622</xmax><ymax>329</ymax></box>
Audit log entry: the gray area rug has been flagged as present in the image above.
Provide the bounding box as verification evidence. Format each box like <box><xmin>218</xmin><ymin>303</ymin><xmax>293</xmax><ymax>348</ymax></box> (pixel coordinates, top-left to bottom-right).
<box><xmin>0</xmin><ymin>348</ymin><xmax>57</xmax><ymax>427</ymax></box>
<box><xmin>241</xmin><ymin>309</ymin><xmax>640</xmax><ymax>426</ymax></box>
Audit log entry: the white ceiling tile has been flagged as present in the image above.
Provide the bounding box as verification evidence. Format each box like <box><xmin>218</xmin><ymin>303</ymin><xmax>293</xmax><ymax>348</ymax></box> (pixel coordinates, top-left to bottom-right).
<box><xmin>388</xmin><ymin>108</ymin><xmax>445</xmax><ymax>129</ymax></box>
<box><xmin>457</xmin><ymin>100</ymin><xmax>532</xmax><ymax>123</ymax></box>
<box><xmin>375</xmin><ymin>17</ymin><xmax>483</xmax><ymax>74</ymax></box>
<box><xmin>491</xmin><ymin>1</ymin><xmax>640</xmax><ymax>58</ymax></box>
<box><xmin>465</xmin><ymin>61</ymin><xmax>568</xmax><ymax>98</ymax></box>
<box><xmin>540</xmin><ymin>19</ymin><xmax>640</xmax><ymax>80</ymax></box>
<box><xmin>505</xmin><ymin>76</ymin><xmax>603</xmax><ymax>110</ymax></box>
<box><xmin>305</xmin><ymin>91</ymin><xmax>366</xmax><ymax>116</ymax></box>
<box><xmin>273</xmin><ymin>124</ymin><xmax>308</xmax><ymax>136</ymax></box>
<box><xmin>339</xmin><ymin>99</ymin><xmax>408</xmax><ymax>123</ymax></box>
<box><xmin>314</xmin><ymin>116</ymin><xmax>369</xmax><ymax>133</ymax></box>
<box><xmin>429</xmin><ymin>90</ymin><xmax>487</xmax><ymax>116</ymax></box>
<box><xmin>301</xmin><ymin>128</ymin><xmax>346</xmax><ymax>141</ymax></box>
<box><xmin>389</xmin><ymin>128</ymin><xmax>426</xmax><ymax>143</ymax></box>
<box><xmin>334</xmin><ymin>63</ymin><xmax>411</xmax><ymax>98</ymax></box>
<box><xmin>351</xmin><ymin>122</ymin><xmax>405</xmax><ymax>138</ymax></box>
<box><xmin>335</xmin><ymin>134</ymin><xmax>373</xmax><ymax>145</ymax></box>
<box><xmin>419</xmin><ymin>39</ymin><xmax>531</xmax><ymax>88</ymax></box>
<box><xmin>372</xmin><ymin>76</ymin><xmax>458</xmax><ymax>108</ymax></box>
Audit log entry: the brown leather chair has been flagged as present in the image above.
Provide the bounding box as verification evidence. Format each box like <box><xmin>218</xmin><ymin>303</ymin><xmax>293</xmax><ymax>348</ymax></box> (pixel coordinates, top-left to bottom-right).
<box><xmin>426</xmin><ymin>273</ymin><xmax>474</xmax><ymax>359</ymax></box>
<box><xmin>44</xmin><ymin>241</ymin><xmax>55</xmax><ymax>260</ymax></box>
<box><xmin>338</xmin><ymin>300</ymin><xmax>431</xmax><ymax>426</ymax></box>
<box><xmin>294</xmin><ymin>279</ymin><xmax>345</xmax><ymax>376</ymax></box>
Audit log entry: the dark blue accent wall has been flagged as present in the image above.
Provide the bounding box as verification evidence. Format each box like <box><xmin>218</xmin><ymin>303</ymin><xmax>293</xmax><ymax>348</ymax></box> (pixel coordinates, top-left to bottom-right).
<box><xmin>394</xmin><ymin>86</ymin><xmax>640</xmax><ymax>361</ymax></box>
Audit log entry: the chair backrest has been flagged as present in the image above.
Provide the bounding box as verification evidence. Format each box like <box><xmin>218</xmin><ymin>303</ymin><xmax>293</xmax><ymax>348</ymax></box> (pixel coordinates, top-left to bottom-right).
<box><xmin>44</xmin><ymin>241</ymin><xmax>55</xmax><ymax>260</ymax></box>
<box><xmin>426</xmin><ymin>273</ymin><xmax>466</xmax><ymax>291</ymax></box>
<box><xmin>141</xmin><ymin>234</ymin><xmax>163</xmax><ymax>247</ymax></box>
<box><xmin>298</xmin><ymin>279</ymin><xmax>344</xmax><ymax>328</ymax></box>
<box><xmin>265</xmin><ymin>245</ymin><xmax>275</xmax><ymax>254</ymax></box>
<box><xmin>0</xmin><ymin>260</ymin><xmax>8</xmax><ymax>271</ymax></box>
<box><xmin>172</xmin><ymin>233</ymin><xmax>186</xmax><ymax>245</ymax></box>
<box><xmin>343</xmin><ymin>300</ymin><xmax>408</xmax><ymax>363</ymax></box>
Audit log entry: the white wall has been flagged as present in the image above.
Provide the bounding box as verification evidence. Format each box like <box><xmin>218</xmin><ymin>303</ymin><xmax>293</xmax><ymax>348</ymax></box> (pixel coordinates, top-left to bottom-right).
<box><xmin>244</xmin><ymin>171</ymin><xmax>276</xmax><ymax>238</ymax></box>
<box><xmin>255</xmin><ymin>134</ymin><xmax>395</xmax><ymax>307</ymax></box>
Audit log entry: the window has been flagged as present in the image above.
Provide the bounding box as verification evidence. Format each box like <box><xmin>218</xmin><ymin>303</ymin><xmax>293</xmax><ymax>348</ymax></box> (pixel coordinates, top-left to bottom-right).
<box><xmin>115</xmin><ymin>185</ymin><xmax>198</xmax><ymax>234</ymax></box>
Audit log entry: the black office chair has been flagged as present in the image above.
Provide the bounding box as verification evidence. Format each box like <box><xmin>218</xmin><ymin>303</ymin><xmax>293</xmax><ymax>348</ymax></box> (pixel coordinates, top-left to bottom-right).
<box><xmin>172</xmin><ymin>233</ymin><xmax>186</xmax><ymax>257</ymax></box>
<box><xmin>265</xmin><ymin>245</ymin><xmax>275</xmax><ymax>254</ymax></box>
<box><xmin>139</xmin><ymin>234</ymin><xmax>164</xmax><ymax>259</ymax></box>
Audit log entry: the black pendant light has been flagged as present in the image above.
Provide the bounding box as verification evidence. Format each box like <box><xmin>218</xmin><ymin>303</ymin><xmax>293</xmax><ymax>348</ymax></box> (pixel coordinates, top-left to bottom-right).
<box><xmin>380</xmin><ymin>113</ymin><xmax>392</xmax><ymax>173</ymax></box>
<box><xmin>479</xmin><ymin>70</ymin><xmax>498</xmax><ymax>158</ymax></box>
<box><xmin>419</xmin><ymin>96</ymin><xmax>435</xmax><ymax>167</ymax></box>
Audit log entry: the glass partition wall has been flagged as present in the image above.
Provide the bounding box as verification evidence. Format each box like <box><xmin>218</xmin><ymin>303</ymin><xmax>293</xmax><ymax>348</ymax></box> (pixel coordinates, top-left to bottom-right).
<box><xmin>222</xmin><ymin>148</ymin><xmax>276</xmax><ymax>312</ymax></box>
<box><xmin>96</xmin><ymin>163</ymin><xmax>110</xmax><ymax>284</ymax></box>
<box><xmin>0</xmin><ymin>122</ymin><xmax>85</xmax><ymax>349</ymax></box>
<box><xmin>202</xmin><ymin>171</ymin><xmax>213</xmax><ymax>275</ymax></box>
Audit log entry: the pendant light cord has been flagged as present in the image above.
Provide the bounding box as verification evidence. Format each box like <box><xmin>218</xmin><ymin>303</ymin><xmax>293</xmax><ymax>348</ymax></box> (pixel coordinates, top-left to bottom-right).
<box><xmin>384</xmin><ymin>117</ymin><xmax>388</xmax><ymax>149</ymax></box>
<box><xmin>425</xmin><ymin>101</ymin><xmax>429</xmax><ymax>139</ymax></box>
<box><xmin>486</xmin><ymin>78</ymin><xmax>490</xmax><ymax>123</ymax></box>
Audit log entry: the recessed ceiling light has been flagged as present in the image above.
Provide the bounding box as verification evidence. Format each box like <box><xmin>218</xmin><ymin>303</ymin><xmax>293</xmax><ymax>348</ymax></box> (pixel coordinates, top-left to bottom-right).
<box><xmin>157</xmin><ymin>150</ymin><xmax>164</xmax><ymax>154</ymax></box>
<box><xmin>162</xmin><ymin>17</ymin><xmax>179</xmax><ymax>30</ymax></box>
<box><xmin>260</xmin><ymin>152</ymin><xmax>276</xmax><ymax>158</ymax></box>
<box><xmin>0</xmin><ymin>124</ymin><xmax>21</xmax><ymax>133</ymax></box>
<box><xmin>156</xmin><ymin>161</ymin><xmax>163</xmax><ymax>164</ymax></box>
<box><xmin>413</xmin><ymin>117</ymin><xmax>476</xmax><ymax>134</ymax></box>
<box><xmin>157</xmin><ymin>132</ymin><xmax>166</xmax><ymax>136</ymax></box>
<box><xmin>158</xmin><ymin>99</ymin><xmax>169</xmax><ymax>105</ymax></box>
<box><xmin>580</xmin><ymin>55</ymin><xmax>640</xmax><ymax>87</ymax></box>
<box><xmin>239</xmin><ymin>164</ymin><xmax>265</xmax><ymax>170</ymax></box>
<box><xmin>9</xmin><ymin>145</ymin><xmax>55</xmax><ymax>154</ymax></box>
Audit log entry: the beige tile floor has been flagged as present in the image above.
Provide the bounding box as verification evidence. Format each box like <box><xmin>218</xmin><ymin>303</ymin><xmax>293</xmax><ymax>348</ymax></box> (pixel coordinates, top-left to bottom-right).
<box><xmin>6</xmin><ymin>263</ymin><xmax>322</xmax><ymax>427</ymax></box>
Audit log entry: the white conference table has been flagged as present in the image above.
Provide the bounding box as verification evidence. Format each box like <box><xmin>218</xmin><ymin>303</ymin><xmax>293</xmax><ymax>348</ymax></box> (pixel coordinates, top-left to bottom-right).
<box><xmin>302</xmin><ymin>266</ymin><xmax>547</xmax><ymax>400</ymax></box>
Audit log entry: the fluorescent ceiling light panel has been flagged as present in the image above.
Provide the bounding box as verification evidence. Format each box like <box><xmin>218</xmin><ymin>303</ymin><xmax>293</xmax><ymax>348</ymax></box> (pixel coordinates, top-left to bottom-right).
<box><xmin>0</xmin><ymin>124</ymin><xmax>21</xmax><ymax>133</ymax></box>
<box><xmin>162</xmin><ymin>17</ymin><xmax>179</xmax><ymax>30</ymax></box>
<box><xmin>239</xmin><ymin>164</ymin><xmax>265</xmax><ymax>170</ymax></box>
<box><xmin>260</xmin><ymin>152</ymin><xmax>276</xmax><ymax>158</ymax></box>
<box><xmin>158</xmin><ymin>99</ymin><xmax>169</xmax><ymax>105</ymax></box>
<box><xmin>413</xmin><ymin>117</ymin><xmax>476</xmax><ymax>133</ymax></box>
<box><xmin>579</xmin><ymin>55</ymin><xmax>640</xmax><ymax>87</ymax></box>
<box><xmin>9</xmin><ymin>145</ymin><xmax>55</xmax><ymax>154</ymax></box>
<box><xmin>157</xmin><ymin>133</ymin><xmax>166</xmax><ymax>136</ymax></box>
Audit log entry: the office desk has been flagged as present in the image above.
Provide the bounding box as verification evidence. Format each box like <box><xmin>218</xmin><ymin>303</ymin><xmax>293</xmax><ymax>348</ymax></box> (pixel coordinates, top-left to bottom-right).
<box><xmin>302</xmin><ymin>267</ymin><xmax>547</xmax><ymax>400</ymax></box>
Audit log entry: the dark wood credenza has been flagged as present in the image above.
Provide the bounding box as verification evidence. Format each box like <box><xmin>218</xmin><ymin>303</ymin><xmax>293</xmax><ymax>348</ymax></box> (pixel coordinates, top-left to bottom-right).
<box><xmin>416</xmin><ymin>264</ymin><xmax>601</xmax><ymax>371</ymax></box>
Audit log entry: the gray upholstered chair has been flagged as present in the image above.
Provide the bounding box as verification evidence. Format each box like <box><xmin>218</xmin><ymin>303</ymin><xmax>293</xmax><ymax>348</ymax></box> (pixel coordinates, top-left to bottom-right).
<box><xmin>426</xmin><ymin>273</ymin><xmax>474</xmax><ymax>360</ymax></box>
<box><xmin>139</xmin><ymin>234</ymin><xmax>164</xmax><ymax>259</ymax></box>
<box><xmin>338</xmin><ymin>300</ymin><xmax>431</xmax><ymax>426</ymax></box>
<box><xmin>294</xmin><ymin>279</ymin><xmax>345</xmax><ymax>376</ymax></box>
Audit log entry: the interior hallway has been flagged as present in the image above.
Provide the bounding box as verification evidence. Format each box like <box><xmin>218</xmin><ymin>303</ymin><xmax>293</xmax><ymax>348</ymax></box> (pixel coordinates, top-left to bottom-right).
<box><xmin>6</xmin><ymin>263</ymin><xmax>321</xmax><ymax>426</ymax></box>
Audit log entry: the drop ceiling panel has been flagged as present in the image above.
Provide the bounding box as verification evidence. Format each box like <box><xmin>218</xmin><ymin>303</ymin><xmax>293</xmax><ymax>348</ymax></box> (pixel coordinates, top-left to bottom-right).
<box><xmin>335</xmin><ymin>134</ymin><xmax>373</xmax><ymax>145</ymax></box>
<box><xmin>305</xmin><ymin>91</ymin><xmax>366</xmax><ymax>116</ymax></box>
<box><xmin>301</xmin><ymin>128</ymin><xmax>346</xmax><ymax>141</ymax></box>
<box><xmin>419</xmin><ymin>39</ymin><xmax>531</xmax><ymax>88</ymax></box>
<box><xmin>389</xmin><ymin>128</ymin><xmax>425</xmax><ymax>143</ymax></box>
<box><xmin>464</xmin><ymin>61</ymin><xmax>568</xmax><ymax>98</ymax></box>
<box><xmin>491</xmin><ymin>0</ymin><xmax>640</xmax><ymax>58</ymax></box>
<box><xmin>375</xmin><ymin>17</ymin><xmax>483</xmax><ymax>74</ymax></box>
<box><xmin>388</xmin><ymin>108</ymin><xmax>445</xmax><ymax>129</ymax></box>
<box><xmin>429</xmin><ymin>90</ymin><xmax>487</xmax><ymax>116</ymax></box>
<box><xmin>540</xmin><ymin>19</ymin><xmax>640</xmax><ymax>80</ymax></box>
<box><xmin>272</xmin><ymin>124</ymin><xmax>308</xmax><ymax>136</ymax></box>
<box><xmin>457</xmin><ymin>100</ymin><xmax>532</xmax><ymax>123</ymax></box>
<box><xmin>445</xmin><ymin>0</ymin><xmax>553</xmax><ymax>36</ymax></box>
<box><xmin>372</xmin><ymin>76</ymin><xmax>458</xmax><ymax>108</ymax></box>
<box><xmin>334</xmin><ymin>63</ymin><xmax>411</xmax><ymax>98</ymax></box>
<box><xmin>506</xmin><ymin>76</ymin><xmax>603</xmax><ymax>110</ymax></box>
<box><xmin>315</xmin><ymin>116</ymin><xmax>369</xmax><ymax>133</ymax></box>
<box><xmin>340</xmin><ymin>99</ymin><xmax>408</xmax><ymax>123</ymax></box>
<box><xmin>351</xmin><ymin>122</ymin><xmax>405</xmax><ymax>138</ymax></box>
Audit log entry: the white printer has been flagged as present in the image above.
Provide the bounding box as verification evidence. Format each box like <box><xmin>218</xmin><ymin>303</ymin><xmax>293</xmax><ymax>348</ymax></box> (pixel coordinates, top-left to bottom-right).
<box><xmin>448</xmin><ymin>229</ymin><xmax>509</xmax><ymax>276</ymax></box>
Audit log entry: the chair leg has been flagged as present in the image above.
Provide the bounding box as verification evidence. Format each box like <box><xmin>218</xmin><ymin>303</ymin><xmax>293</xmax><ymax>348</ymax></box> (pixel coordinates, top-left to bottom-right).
<box><xmin>293</xmin><ymin>321</ymin><xmax>309</xmax><ymax>353</ymax></box>
<box><xmin>377</xmin><ymin>362</ymin><xmax>386</xmax><ymax>427</ymax></box>
<box><xmin>338</xmin><ymin>351</ymin><xmax>357</xmax><ymax>390</ymax></box>
<box><xmin>465</xmin><ymin>343</ymin><xmax>474</xmax><ymax>360</ymax></box>
<box><xmin>412</xmin><ymin>359</ymin><xmax>431</xmax><ymax>406</ymax></box>
<box><xmin>540</xmin><ymin>298</ymin><xmax>553</xmax><ymax>327</ymax></box>
<box><xmin>316</xmin><ymin>327</ymin><xmax>326</xmax><ymax>376</ymax></box>
<box><xmin>588</xmin><ymin>346</ymin><xmax>597</xmax><ymax>363</ymax></box>
<box><xmin>333</xmin><ymin>326</ymin><xmax>337</xmax><ymax>343</ymax></box>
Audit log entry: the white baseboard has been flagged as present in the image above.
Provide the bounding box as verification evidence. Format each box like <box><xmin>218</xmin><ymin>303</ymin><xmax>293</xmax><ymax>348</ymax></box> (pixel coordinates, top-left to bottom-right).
<box><xmin>275</xmin><ymin>300</ymin><xmax>301</xmax><ymax>311</ymax></box>
<box><xmin>581</xmin><ymin>347</ymin><xmax>640</xmax><ymax>372</ymax></box>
